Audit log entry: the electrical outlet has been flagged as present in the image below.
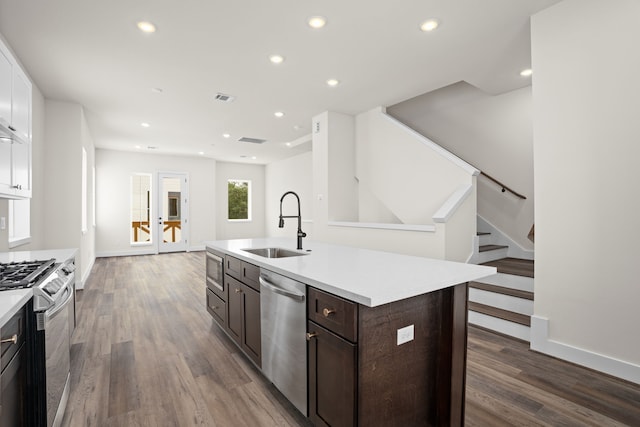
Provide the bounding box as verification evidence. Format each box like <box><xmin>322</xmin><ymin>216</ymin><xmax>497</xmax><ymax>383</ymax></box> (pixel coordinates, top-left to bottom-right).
<box><xmin>0</xmin><ymin>217</ymin><xmax>5</xmax><ymax>230</ymax></box>
<box><xmin>397</xmin><ymin>324</ymin><xmax>414</xmax><ymax>345</ymax></box>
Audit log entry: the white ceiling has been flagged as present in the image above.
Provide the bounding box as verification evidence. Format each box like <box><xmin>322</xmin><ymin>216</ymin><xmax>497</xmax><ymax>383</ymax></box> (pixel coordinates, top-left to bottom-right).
<box><xmin>0</xmin><ymin>0</ymin><xmax>560</xmax><ymax>164</ymax></box>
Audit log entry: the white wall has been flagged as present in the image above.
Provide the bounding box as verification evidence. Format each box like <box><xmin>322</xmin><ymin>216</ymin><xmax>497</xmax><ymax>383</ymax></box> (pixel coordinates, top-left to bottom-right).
<box><xmin>309</xmin><ymin>109</ymin><xmax>477</xmax><ymax>260</ymax></box>
<box><xmin>531</xmin><ymin>0</ymin><xmax>640</xmax><ymax>383</ymax></box>
<box><xmin>387</xmin><ymin>83</ymin><xmax>534</xmax><ymax>251</ymax></box>
<box><xmin>215</xmin><ymin>162</ymin><xmax>265</xmax><ymax>240</ymax></box>
<box><xmin>265</xmin><ymin>152</ymin><xmax>314</xmax><ymax>239</ymax></box>
<box><xmin>95</xmin><ymin>149</ymin><xmax>216</xmax><ymax>256</ymax></box>
<box><xmin>356</xmin><ymin>108</ymin><xmax>474</xmax><ymax>225</ymax></box>
<box><xmin>44</xmin><ymin>100</ymin><xmax>96</xmax><ymax>286</ymax></box>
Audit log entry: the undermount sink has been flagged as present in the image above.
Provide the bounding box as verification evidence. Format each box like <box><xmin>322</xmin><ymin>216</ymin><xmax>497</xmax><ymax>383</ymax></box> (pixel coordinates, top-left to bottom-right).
<box><xmin>242</xmin><ymin>247</ymin><xmax>308</xmax><ymax>259</ymax></box>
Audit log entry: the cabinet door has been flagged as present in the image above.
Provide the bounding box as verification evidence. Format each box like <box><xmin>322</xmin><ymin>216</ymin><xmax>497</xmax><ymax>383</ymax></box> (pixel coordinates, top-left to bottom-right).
<box><xmin>11</xmin><ymin>67</ymin><xmax>30</xmax><ymax>142</ymax></box>
<box><xmin>226</xmin><ymin>275</ymin><xmax>242</xmax><ymax>344</ymax></box>
<box><xmin>241</xmin><ymin>284</ymin><xmax>261</xmax><ymax>367</ymax></box>
<box><xmin>0</xmin><ymin>47</ymin><xmax>11</xmax><ymax>127</ymax></box>
<box><xmin>0</xmin><ymin>139</ymin><xmax>12</xmax><ymax>195</ymax></box>
<box><xmin>0</xmin><ymin>345</ymin><xmax>26</xmax><ymax>427</ymax></box>
<box><xmin>11</xmin><ymin>140</ymin><xmax>30</xmax><ymax>196</ymax></box>
<box><xmin>308</xmin><ymin>321</ymin><xmax>357</xmax><ymax>427</ymax></box>
<box><xmin>206</xmin><ymin>289</ymin><xmax>227</xmax><ymax>328</ymax></box>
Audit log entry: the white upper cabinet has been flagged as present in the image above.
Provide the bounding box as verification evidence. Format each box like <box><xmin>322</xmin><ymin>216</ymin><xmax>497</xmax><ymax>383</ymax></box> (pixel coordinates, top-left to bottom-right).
<box><xmin>0</xmin><ymin>38</ymin><xmax>32</xmax><ymax>199</ymax></box>
<box><xmin>11</xmin><ymin>66</ymin><xmax>31</xmax><ymax>142</ymax></box>
<box><xmin>0</xmin><ymin>48</ymin><xmax>11</xmax><ymax>128</ymax></box>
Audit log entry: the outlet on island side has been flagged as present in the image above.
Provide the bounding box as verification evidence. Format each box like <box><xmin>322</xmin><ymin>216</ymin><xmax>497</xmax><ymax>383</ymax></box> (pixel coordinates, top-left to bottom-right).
<box><xmin>397</xmin><ymin>324</ymin><xmax>414</xmax><ymax>346</ymax></box>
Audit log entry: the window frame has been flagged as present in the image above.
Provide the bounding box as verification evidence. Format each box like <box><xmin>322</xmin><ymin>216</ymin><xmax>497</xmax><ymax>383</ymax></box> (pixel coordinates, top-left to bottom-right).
<box><xmin>130</xmin><ymin>173</ymin><xmax>153</xmax><ymax>246</ymax></box>
<box><xmin>227</xmin><ymin>179</ymin><xmax>252</xmax><ymax>222</ymax></box>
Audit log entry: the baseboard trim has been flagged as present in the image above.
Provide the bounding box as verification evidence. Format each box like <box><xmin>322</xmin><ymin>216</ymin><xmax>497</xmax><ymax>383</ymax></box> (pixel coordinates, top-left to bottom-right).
<box><xmin>96</xmin><ymin>249</ymin><xmax>156</xmax><ymax>258</ymax></box>
<box><xmin>531</xmin><ymin>316</ymin><xmax>640</xmax><ymax>385</ymax></box>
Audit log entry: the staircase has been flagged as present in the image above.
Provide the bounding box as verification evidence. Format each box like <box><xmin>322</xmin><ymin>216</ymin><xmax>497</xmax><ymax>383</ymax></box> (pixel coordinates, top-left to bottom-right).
<box><xmin>469</xmin><ymin>230</ymin><xmax>534</xmax><ymax>341</ymax></box>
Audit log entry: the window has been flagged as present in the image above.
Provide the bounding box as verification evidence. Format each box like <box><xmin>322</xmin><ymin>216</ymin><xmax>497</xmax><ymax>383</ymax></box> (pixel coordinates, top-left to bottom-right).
<box><xmin>8</xmin><ymin>199</ymin><xmax>31</xmax><ymax>248</ymax></box>
<box><xmin>228</xmin><ymin>179</ymin><xmax>251</xmax><ymax>221</ymax></box>
<box><xmin>131</xmin><ymin>173</ymin><xmax>152</xmax><ymax>245</ymax></box>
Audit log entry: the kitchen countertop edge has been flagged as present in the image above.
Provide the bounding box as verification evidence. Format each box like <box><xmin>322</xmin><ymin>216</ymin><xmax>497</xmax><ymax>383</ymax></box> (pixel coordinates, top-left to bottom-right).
<box><xmin>205</xmin><ymin>238</ymin><xmax>496</xmax><ymax>307</ymax></box>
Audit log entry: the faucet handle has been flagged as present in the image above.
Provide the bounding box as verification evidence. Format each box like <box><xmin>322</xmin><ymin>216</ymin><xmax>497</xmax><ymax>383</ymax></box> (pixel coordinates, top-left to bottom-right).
<box><xmin>298</xmin><ymin>231</ymin><xmax>307</xmax><ymax>237</ymax></box>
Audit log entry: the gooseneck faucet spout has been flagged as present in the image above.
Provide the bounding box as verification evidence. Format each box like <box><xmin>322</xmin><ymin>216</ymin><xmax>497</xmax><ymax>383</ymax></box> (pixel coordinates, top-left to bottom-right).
<box><xmin>279</xmin><ymin>191</ymin><xmax>306</xmax><ymax>250</ymax></box>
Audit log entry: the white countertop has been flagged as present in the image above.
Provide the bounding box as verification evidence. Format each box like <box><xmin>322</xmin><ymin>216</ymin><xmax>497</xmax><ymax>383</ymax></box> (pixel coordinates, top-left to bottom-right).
<box><xmin>0</xmin><ymin>248</ymin><xmax>77</xmax><ymax>264</ymax></box>
<box><xmin>0</xmin><ymin>248</ymin><xmax>78</xmax><ymax>326</ymax></box>
<box><xmin>206</xmin><ymin>238</ymin><xmax>496</xmax><ymax>307</ymax></box>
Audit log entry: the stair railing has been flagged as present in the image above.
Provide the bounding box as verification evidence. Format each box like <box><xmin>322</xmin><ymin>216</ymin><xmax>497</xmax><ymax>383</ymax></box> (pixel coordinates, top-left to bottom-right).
<box><xmin>480</xmin><ymin>172</ymin><xmax>526</xmax><ymax>200</ymax></box>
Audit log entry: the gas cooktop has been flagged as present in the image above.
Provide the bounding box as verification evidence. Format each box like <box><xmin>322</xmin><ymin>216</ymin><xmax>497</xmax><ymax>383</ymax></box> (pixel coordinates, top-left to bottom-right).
<box><xmin>0</xmin><ymin>259</ymin><xmax>56</xmax><ymax>290</ymax></box>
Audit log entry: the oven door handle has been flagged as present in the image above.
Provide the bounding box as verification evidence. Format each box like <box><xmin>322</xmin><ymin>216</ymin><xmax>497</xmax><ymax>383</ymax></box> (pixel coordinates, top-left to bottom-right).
<box><xmin>45</xmin><ymin>284</ymin><xmax>74</xmax><ymax>321</ymax></box>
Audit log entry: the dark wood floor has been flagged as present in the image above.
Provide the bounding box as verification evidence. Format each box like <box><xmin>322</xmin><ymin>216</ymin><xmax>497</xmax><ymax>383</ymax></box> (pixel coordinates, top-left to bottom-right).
<box><xmin>62</xmin><ymin>252</ymin><xmax>640</xmax><ymax>426</ymax></box>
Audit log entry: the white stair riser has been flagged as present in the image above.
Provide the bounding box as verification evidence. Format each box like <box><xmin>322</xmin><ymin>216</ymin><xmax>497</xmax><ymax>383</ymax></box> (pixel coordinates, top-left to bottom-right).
<box><xmin>468</xmin><ymin>311</ymin><xmax>531</xmax><ymax>342</ymax></box>
<box><xmin>469</xmin><ymin>288</ymin><xmax>533</xmax><ymax>316</ymax></box>
<box><xmin>475</xmin><ymin>247</ymin><xmax>509</xmax><ymax>263</ymax></box>
<box><xmin>478</xmin><ymin>233</ymin><xmax>493</xmax><ymax>246</ymax></box>
<box><xmin>474</xmin><ymin>273</ymin><xmax>534</xmax><ymax>293</ymax></box>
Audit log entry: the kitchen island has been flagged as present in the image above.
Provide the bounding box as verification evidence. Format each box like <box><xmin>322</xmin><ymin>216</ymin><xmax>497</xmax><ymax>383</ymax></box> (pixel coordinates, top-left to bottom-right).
<box><xmin>205</xmin><ymin>238</ymin><xmax>495</xmax><ymax>426</ymax></box>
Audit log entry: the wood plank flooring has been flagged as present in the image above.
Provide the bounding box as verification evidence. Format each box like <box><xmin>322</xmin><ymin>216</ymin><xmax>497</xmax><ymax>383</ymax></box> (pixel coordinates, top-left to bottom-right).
<box><xmin>62</xmin><ymin>252</ymin><xmax>640</xmax><ymax>426</ymax></box>
<box><xmin>481</xmin><ymin>258</ymin><xmax>535</xmax><ymax>278</ymax></box>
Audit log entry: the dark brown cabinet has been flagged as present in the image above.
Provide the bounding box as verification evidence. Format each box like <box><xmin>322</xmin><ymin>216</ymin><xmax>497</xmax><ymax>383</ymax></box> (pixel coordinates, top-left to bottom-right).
<box><xmin>307</xmin><ymin>288</ymin><xmax>358</xmax><ymax>426</ymax></box>
<box><xmin>226</xmin><ymin>277</ymin><xmax>261</xmax><ymax>366</ymax></box>
<box><xmin>307</xmin><ymin>284</ymin><xmax>469</xmax><ymax>427</ymax></box>
<box><xmin>308</xmin><ymin>321</ymin><xmax>357</xmax><ymax>427</ymax></box>
<box><xmin>1</xmin><ymin>304</ymin><xmax>27</xmax><ymax>427</ymax></box>
<box><xmin>206</xmin><ymin>251</ymin><xmax>261</xmax><ymax>367</ymax></box>
<box><xmin>222</xmin><ymin>256</ymin><xmax>261</xmax><ymax>367</ymax></box>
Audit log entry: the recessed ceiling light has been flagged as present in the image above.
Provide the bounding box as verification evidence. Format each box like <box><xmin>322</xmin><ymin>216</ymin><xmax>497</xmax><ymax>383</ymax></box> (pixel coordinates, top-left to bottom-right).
<box><xmin>274</xmin><ymin>111</ymin><xmax>285</xmax><ymax>118</ymax></box>
<box><xmin>326</xmin><ymin>78</ymin><xmax>340</xmax><ymax>87</ymax></box>
<box><xmin>251</xmin><ymin>156</ymin><xmax>257</xmax><ymax>160</ymax></box>
<box><xmin>520</xmin><ymin>68</ymin><xmax>533</xmax><ymax>77</ymax></box>
<box><xmin>135</xmin><ymin>145</ymin><xmax>141</xmax><ymax>149</ymax></box>
<box><xmin>420</xmin><ymin>18</ymin><xmax>440</xmax><ymax>32</ymax></box>
<box><xmin>308</xmin><ymin>16</ymin><xmax>327</xmax><ymax>29</ymax></box>
<box><xmin>285</xmin><ymin>142</ymin><xmax>291</xmax><ymax>147</ymax></box>
<box><xmin>222</xmin><ymin>133</ymin><xmax>230</xmax><ymax>138</ymax></box>
<box><xmin>269</xmin><ymin>54</ymin><xmax>285</xmax><ymax>64</ymax></box>
<box><xmin>198</xmin><ymin>151</ymin><xmax>205</xmax><ymax>155</ymax></box>
<box><xmin>141</xmin><ymin>122</ymin><xmax>150</xmax><ymax>128</ymax></box>
<box><xmin>137</xmin><ymin>21</ymin><xmax>156</xmax><ymax>33</ymax></box>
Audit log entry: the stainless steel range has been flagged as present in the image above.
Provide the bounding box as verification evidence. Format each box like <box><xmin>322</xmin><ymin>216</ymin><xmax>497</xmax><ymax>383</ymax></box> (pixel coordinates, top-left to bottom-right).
<box><xmin>0</xmin><ymin>257</ymin><xmax>75</xmax><ymax>427</ymax></box>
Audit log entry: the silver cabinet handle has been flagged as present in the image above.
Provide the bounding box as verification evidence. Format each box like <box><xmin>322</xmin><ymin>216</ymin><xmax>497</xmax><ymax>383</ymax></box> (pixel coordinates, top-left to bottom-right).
<box><xmin>1</xmin><ymin>334</ymin><xmax>17</xmax><ymax>344</ymax></box>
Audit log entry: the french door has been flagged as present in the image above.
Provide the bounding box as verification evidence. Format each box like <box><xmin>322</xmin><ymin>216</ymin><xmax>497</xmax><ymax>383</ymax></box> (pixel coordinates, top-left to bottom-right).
<box><xmin>156</xmin><ymin>172</ymin><xmax>189</xmax><ymax>253</ymax></box>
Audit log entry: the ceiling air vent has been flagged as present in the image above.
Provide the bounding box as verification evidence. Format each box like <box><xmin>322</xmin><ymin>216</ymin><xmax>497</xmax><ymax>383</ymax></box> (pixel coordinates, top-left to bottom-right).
<box><xmin>214</xmin><ymin>92</ymin><xmax>235</xmax><ymax>103</ymax></box>
<box><xmin>238</xmin><ymin>137</ymin><xmax>267</xmax><ymax>144</ymax></box>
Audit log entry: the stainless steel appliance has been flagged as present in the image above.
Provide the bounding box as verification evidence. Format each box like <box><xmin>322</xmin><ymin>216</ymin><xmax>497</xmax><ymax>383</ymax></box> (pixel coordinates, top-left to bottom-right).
<box><xmin>205</xmin><ymin>249</ymin><xmax>224</xmax><ymax>294</ymax></box>
<box><xmin>259</xmin><ymin>269</ymin><xmax>307</xmax><ymax>415</ymax></box>
<box><xmin>0</xmin><ymin>258</ymin><xmax>75</xmax><ymax>427</ymax></box>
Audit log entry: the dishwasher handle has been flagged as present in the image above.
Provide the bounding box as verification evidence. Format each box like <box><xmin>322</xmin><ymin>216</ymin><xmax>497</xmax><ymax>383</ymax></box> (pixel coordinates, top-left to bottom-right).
<box><xmin>259</xmin><ymin>276</ymin><xmax>305</xmax><ymax>301</ymax></box>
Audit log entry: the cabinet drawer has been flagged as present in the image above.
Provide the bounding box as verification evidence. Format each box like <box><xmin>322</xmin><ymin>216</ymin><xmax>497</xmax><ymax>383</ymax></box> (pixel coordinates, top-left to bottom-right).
<box><xmin>242</xmin><ymin>262</ymin><xmax>260</xmax><ymax>291</ymax></box>
<box><xmin>206</xmin><ymin>289</ymin><xmax>226</xmax><ymax>328</ymax></box>
<box><xmin>308</xmin><ymin>288</ymin><xmax>358</xmax><ymax>343</ymax></box>
<box><xmin>1</xmin><ymin>305</ymin><xmax>26</xmax><ymax>372</ymax></box>
<box><xmin>225</xmin><ymin>256</ymin><xmax>243</xmax><ymax>280</ymax></box>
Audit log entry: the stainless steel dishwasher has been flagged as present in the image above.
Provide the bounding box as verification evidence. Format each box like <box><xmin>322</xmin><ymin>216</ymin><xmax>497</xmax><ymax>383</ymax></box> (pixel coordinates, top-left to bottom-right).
<box><xmin>259</xmin><ymin>269</ymin><xmax>307</xmax><ymax>415</ymax></box>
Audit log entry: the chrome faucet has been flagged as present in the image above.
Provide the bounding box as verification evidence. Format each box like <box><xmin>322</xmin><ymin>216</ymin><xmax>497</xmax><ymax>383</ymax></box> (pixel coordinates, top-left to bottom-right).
<box><xmin>279</xmin><ymin>191</ymin><xmax>306</xmax><ymax>250</ymax></box>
